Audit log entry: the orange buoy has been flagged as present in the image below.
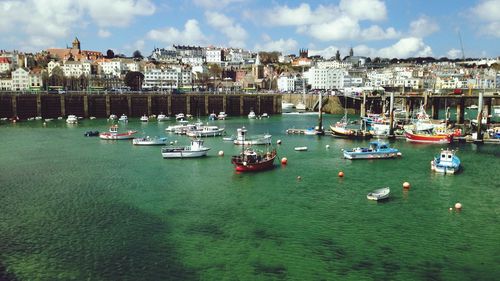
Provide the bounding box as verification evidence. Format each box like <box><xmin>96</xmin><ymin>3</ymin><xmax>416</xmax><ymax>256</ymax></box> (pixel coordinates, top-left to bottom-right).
<box><xmin>338</xmin><ymin>171</ymin><xmax>344</xmax><ymax>177</ymax></box>
<box><xmin>281</xmin><ymin>157</ymin><xmax>288</xmax><ymax>165</ymax></box>
<box><xmin>403</xmin><ymin>182</ymin><xmax>411</xmax><ymax>189</ymax></box>
<box><xmin>454</xmin><ymin>202</ymin><xmax>462</xmax><ymax>210</ymax></box>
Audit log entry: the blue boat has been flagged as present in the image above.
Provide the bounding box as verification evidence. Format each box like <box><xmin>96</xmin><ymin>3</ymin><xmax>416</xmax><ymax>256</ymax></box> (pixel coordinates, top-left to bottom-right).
<box><xmin>343</xmin><ymin>141</ymin><xmax>402</xmax><ymax>160</ymax></box>
<box><xmin>431</xmin><ymin>149</ymin><xmax>461</xmax><ymax>174</ymax></box>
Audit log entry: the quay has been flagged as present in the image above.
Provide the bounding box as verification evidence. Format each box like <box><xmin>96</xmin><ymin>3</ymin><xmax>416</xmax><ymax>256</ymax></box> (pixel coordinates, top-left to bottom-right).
<box><xmin>0</xmin><ymin>92</ymin><xmax>282</xmax><ymax>119</ymax></box>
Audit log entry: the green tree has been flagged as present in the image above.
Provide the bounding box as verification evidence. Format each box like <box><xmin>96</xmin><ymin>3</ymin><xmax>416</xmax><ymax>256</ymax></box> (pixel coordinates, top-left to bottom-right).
<box><xmin>132</xmin><ymin>50</ymin><xmax>143</xmax><ymax>60</ymax></box>
<box><xmin>124</xmin><ymin>71</ymin><xmax>144</xmax><ymax>91</ymax></box>
<box><xmin>106</xmin><ymin>49</ymin><xmax>115</xmax><ymax>59</ymax></box>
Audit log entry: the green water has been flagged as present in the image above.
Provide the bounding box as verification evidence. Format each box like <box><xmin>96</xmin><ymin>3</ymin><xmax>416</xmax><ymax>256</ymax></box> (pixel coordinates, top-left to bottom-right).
<box><xmin>0</xmin><ymin>115</ymin><xmax>499</xmax><ymax>281</ymax></box>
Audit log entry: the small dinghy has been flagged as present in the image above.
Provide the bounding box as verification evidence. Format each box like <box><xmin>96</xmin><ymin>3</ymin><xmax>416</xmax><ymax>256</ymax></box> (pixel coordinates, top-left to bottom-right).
<box><xmin>367</xmin><ymin>187</ymin><xmax>390</xmax><ymax>201</ymax></box>
<box><xmin>294</xmin><ymin>146</ymin><xmax>308</xmax><ymax>151</ymax></box>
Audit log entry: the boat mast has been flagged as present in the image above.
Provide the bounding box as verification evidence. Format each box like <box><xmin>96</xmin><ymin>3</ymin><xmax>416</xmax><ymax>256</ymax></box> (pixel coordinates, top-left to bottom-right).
<box><xmin>317</xmin><ymin>91</ymin><xmax>324</xmax><ymax>135</ymax></box>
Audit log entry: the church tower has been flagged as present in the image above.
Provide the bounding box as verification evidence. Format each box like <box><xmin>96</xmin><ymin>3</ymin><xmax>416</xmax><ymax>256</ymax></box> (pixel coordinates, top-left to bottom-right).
<box><xmin>349</xmin><ymin>47</ymin><xmax>354</xmax><ymax>57</ymax></box>
<box><xmin>72</xmin><ymin>37</ymin><xmax>81</xmax><ymax>50</ymax></box>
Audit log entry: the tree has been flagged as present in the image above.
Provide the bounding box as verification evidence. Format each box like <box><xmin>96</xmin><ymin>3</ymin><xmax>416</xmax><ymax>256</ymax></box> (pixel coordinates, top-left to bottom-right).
<box><xmin>258</xmin><ymin>51</ymin><xmax>280</xmax><ymax>65</ymax></box>
<box><xmin>124</xmin><ymin>71</ymin><xmax>144</xmax><ymax>91</ymax></box>
<box><xmin>207</xmin><ymin>63</ymin><xmax>222</xmax><ymax>79</ymax></box>
<box><xmin>106</xmin><ymin>49</ymin><xmax>115</xmax><ymax>59</ymax></box>
<box><xmin>132</xmin><ymin>50</ymin><xmax>143</xmax><ymax>60</ymax></box>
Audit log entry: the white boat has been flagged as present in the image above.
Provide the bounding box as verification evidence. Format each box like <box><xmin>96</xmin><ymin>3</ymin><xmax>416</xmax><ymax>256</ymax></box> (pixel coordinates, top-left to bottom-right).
<box><xmin>133</xmin><ymin>136</ymin><xmax>168</xmax><ymax>146</ymax></box>
<box><xmin>186</xmin><ymin>125</ymin><xmax>225</xmax><ymax>137</ymax></box>
<box><xmin>66</xmin><ymin>115</ymin><xmax>78</xmax><ymax>124</ymax></box>
<box><xmin>157</xmin><ymin>114</ymin><xmax>170</xmax><ymax>121</ymax></box>
<box><xmin>161</xmin><ymin>139</ymin><xmax>210</xmax><ymax>158</ymax></box>
<box><xmin>467</xmin><ymin>105</ymin><xmax>478</xmax><ymax>109</ymax></box>
<box><xmin>99</xmin><ymin>125</ymin><xmax>137</xmax><ymax>140</ymax></box>
<box><xmin>217</xmin><ymin>112</ymin><xmax>227</xmax><ymax>120</ymax></box>
<box><xmin>233</xmin><ymin>127</ymin><xmax>272</xmax><ymax>145</ymax></box>
<box><xmin>108</xmin><ymin>114</ymin><xmax>117</xmax><ymax>120</ymax></box>
<box><xmin>175</xmin><ymin>113</ymin><xmax>185</xmax><ymax>120</ymax></box>
<box><xmin>248</xmin><ymin>110</ymin><xmax>256</xmax><ymax>119</ymax></box>
<box><xmin>140</xmin><ymin>115</ymin><xmax>149</xmax><ymax>122</ymax></box>
<box><xmin>223</xmin><ymin>136</ymin><xmax>235</xmax><ymax>141</ymax></box>
<box><xmin>367</xmin><ymin>187</ymin><xmax>390</xmax><ymax>201</ymax></box>
<box><xmin>208</xmin><ymin>112</ymin><xmax>217</xmax><ymax>120</ymax></box>
<box><xmin>119</xmin><ymin>114</ymin><xmax>128</xmax><ymax>122</ymax></box>
<box><xmin>294</xmin><ymin>146</ymin><xmax>308</xmax><ymax>151</ymax></box>
<box><xmin>282</xmin><ymin>102</ymin><xmax>294</xmax><ymax>113</ymax></box>
<box><xmin>261</xmin><ymin>113</ymin><xmax>269</xmax><ymax>118</ymax></box>
<box><xmin>431</xmin><ymin>149</ymin><xmax>461</xmax><ymax>174</ymax></box>
<box><xmin>295</xmin><ymin>102</ymin><xmax>306</xmax><ymax>111</ymax></box>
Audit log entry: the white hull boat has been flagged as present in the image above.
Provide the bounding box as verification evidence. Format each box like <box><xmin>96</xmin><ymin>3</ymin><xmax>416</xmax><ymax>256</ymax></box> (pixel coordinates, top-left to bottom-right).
<box><xmin>186</xmin><ymin>126</ymin><xmax>225</xmax><ymax>137</ymax></box>
<box><xmin>294</xmin><ymin>146</ymin><xmax>308</xmax><ymax>151</ymax></box>
<box><xmin>157</xmin><ymin>114</ymin><xmax>170</xmax><ymax>121</ymax></box>
<box><xmin>248</xmin><ymin>110</ymin><xmax>256</xmax><ymax>119</ymax></box>
<box><xmin>367</xmin><ymin>187</ymin><xmax>390</xmax><ymax>201</ymax></box>
<box><xmin>282</xmin><ymin>102</ymin><xmax>294</xmax><ymax>113</ymax></box>
<box><xmin>233</xmin><ymin>127</ymin><xmax>271</xmax><ymax>145</ymax></box>
<box><xmin>66</xmin><ymin>115</ymin><xmax>78</xmax><ymax>124</ymax></box>
<box><xmin>161</xmin><ymin>139</ymin><xmax>210</xmax><ymax>158</ymax></box>
<box><xmin>133</xmin><ymin>136</ymin><xmax>167</xmax><ymax>146</ymax></box>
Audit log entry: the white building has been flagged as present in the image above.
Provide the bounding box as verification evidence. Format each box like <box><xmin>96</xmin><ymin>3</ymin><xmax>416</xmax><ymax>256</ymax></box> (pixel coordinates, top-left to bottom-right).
<box><xmin>29</xmin><ymin>72</ymin><xmax>43</xmax><ymax>89</ymax></box>
<box><xmin>277</xmin><ymin>74</ymin><xmax>296</xmax><ymax>92</ymax></box>
<box><xmin>143</xmin><ymin>67</ymin><xmax>192</xmax><ymax>90</ymax></box>
<box><xmin>98</xmin><ymin>59</ymin><xmax>124</xmax><ymax>77</ymax></box>
<box><xmin>308</xmin><ymin>66</ymin><xmax>345</xmax><ymax>90</ymax></box>
<box><xmin>315</xmin><ymin>60</ymin><xmax>351</xmax><ymax>69</ymax></box>
<box><xmin>0</xmin><ymin>57</ymin><xmax>10</xmax><ymax>73</ymax></box>
<box><xmin>11</xmin><ymin>68</ymin><xmax>30</xmax><ymax>90</ymax></box>
<box><xmin>47</xmin><ymin>61</ymin><xmax>62</xmax><ymax>75</ymax></box>
<box><xmin>181</xmin><ymin>56</ymin><xmax>204</xmax><ymax>66</ymax></box>
<box><xmin>0</xmin><ymin>78</ymin><xmax>12</xmax><ymax>90</ymax></box>
<box><xmin>125</xmin><ymin>61</ymin><xmax>140</xmax><ymax>72</ymax></box>
<box><xmin>206</xmin><ymin>48</ymin><xmax>223</xmax><ymax>64</ymax></box>
<box><xmin>62</xmin><ymin>61</ymin><xmax>91</xmax><ymax>77</ymax></box>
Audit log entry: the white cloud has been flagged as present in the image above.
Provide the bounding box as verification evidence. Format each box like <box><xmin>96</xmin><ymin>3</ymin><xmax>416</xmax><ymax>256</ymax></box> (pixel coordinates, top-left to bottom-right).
<box><xmin>254</xmin><ymin>38</ymin><xmax>298</xmax><ymax>54</ymax></box>
<box><xmin>0</xmin><ymin>0</ymin><xmax>155</xmax><ymax>50</ymax></box>
<box><xmin>447</xmin><ymin>49</ymin><xmax>463</xmax><ymax>59</ymax></box>
<box><xmin>265</xmin><ymin>3</ymin><xmax>338</xmax><ymax>26</ymax></box>
<box><xmin>147</xmin><ymin>19</ymin><xmax>208</xmax><ymax>46</ymax></box>
<box><xmin>339</xmin><ymin>0</ymin><xmax>387</xmax><ymax>21</ymax></box>
<box><xmin>309</xmin><ymin>46</ymin><xmax>341</xmax><ymax>59</ymax></box>
<box><xmin>409</xmin><ymin>16</ymin><xmax>439</xmax><ymax>37</ymax></box>
<box><xmin>471</xmin><ymin>0</ymin><xmax>500</xmax><ymax>37</ymax></box>
<box><xmin>193</xmin><ymin>0</ymin><xmax>243</xmax><ymax>9</ymax></box>
<box><xmin>205</xmin><ymin>11</ymin><xmax>247</xmax><ymax>47</ymax></box>
<box><xmin>98</xmin><ymin>29</ymin><xmax>111</xmax><ymax>38</ymax></box>
<box><xmin>265</xmin><ymin>2</ymin><xmax>398</xmax><ymax>42</ymax></box>
<box><xmin>83</xmin><ymin>0</ymin><xmax>155</xmax><ymax>27</ymax></box>
<box><xmin>376</xmin><ymin>37</ymin><xmax>433</xmax><ymax>58</ymax></box>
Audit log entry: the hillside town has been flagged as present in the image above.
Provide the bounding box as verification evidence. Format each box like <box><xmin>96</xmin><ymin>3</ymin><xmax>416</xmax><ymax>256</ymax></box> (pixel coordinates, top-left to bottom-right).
<box><xmin>0</xmin><ymin>37</ymin><xmax>499</xmax><ymax>95</ymax></box>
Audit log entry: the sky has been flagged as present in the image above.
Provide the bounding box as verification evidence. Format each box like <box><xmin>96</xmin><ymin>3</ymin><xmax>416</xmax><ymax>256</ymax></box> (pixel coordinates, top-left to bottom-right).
<box><xmin>1</xmin><ymin>0</ymin><xmax>499</xmax><ymax>59</ymax></box>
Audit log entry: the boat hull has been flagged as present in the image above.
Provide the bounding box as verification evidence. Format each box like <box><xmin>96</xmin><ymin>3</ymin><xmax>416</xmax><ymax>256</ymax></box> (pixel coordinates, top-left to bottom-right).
<box><xmin>343</xmin><ymin>151</ymin><xmax>399</xmax><ymax>159</ymax></box>
<box><xmin>161</xmin><ymin>148</ymin><xmax>209</xmax><ymax>158</ymax></box>
<box><xmin>133</xmin><ymin>138</ymin><xmax>167</xmax><ymax>146</ymax></box>
<box><xmin>330</xmin><ymin>126</ymin><xmax>373</xmax><ymax>140</ymax></box>
<box><xmin>232</xmin><ymin>156</ymin><xmax>276</xmax><ymax>172</ymax></box>
<box><xmin>99</xmin><ymin>131</ymin><xmax>137</xmax><ymax>140</ymax></box>
<box><xmin>367</xmin><ymin>187</ymin><xmax>390</xmax><ymax>201</ymax></box>
<box><xmin>405</xmin><ymin>131</ymin><xmax>452</xmax><ymax>144</ymax></box>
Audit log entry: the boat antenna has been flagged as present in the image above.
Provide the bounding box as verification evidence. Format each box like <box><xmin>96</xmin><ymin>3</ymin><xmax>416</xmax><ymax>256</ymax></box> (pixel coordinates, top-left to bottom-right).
<box><xmin>458</xmin><ymin>30</ymin><xmax>465</xmax><ymax>61</ymax></box>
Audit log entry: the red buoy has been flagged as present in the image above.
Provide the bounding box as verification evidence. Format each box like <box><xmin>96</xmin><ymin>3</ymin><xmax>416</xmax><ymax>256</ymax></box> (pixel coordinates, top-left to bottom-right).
<box><xmin>338</xmin><ymin>171</ymin><xmax>344</xmax><ymax>177</ymax></box>
<box><xmin>281</xmin><ymin>157</ymin><xmax>288</xmax><ymax>165</ymax></box>
<box><xmin>403</xmin><ymin>182</ymin><xmax>411</xmax><ymax>189</ymax></box>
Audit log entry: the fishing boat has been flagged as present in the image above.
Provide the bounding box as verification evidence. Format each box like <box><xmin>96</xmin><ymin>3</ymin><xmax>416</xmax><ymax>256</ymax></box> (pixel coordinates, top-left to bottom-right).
<box><xmin>118</xmin><ymin>114</ymin><xmax>128</xmax><ymax>122</ymax></box>
<box><xmin>342</xmin><ymin>141</ymin><xmax>402</xmax><ymax>159</ymax></box>
<box><xmin>132</xmin><ymin>136</ymin><xmax>168</xmax><ymax>146</ymax></box>
<box><xmin>157</xmin><ymin>114</ymin><xmax>169</xmax><ymax>121</ymax></box>
<box><xmin>66</xmin><ymin>115</ymin><xmax>78</xmax><ymax>124</ymax></box>
<box><xmin>431</xmin><ymin>149</ymin><xmax>461</xmax><ymax>174</ymax></box>
<box><xmin>99</xmin><ymin>125</ymin><xmax>137</xmax><ymax>140</ymax></box>
<box><xmin>186</xmin><ymin>125</ymin><xmax>225</xmax><ymax>137</ymax></box>
<box><xmin>175</xmin><ymin>113</ymin><xmax>185</xmax><ymax>121</ymax></box>
<box><xmin>233</xmin><ymin>127</ymin><xmax>272</xmax><ymax>145</ymax></box>
<box><xmin>108</xmin><ymin>114</ymin><xmax>117</xmax><ymax>121</ymax></box>
<box><xmin>330</xmin><ymin>125</ymin><xmax>373</xmax><ymax>139</ymax></box>
<box><xmin>248</xmin><ymin>110</ymin><xmax>256</xmax><ymax>119</ymax></box>
<box><xmin>404</xmin><ymin>130</ymin><xmax>452</xmax><ymax>144</ymax></box>
<box><xmin>161</xmin><ymin>139</ymin><xmax>210</xmax><ymax>158</ymax></box>
<box><xmin>217</xmin><ymin>112</ymin><xmax>227</xmax><ymax>120</ymax></box>
<box><xmin>367</xmin><ymin>187</ymin><xmax>390</xmax><ymax>201</ymax></box>
<box><xmin>231</xmin><ymin>147</ymin><xmax>277</xmax><ymax>172</ymax></box>
<box><xmin>140</xmin><ymin>115</ymin><xmax>149</xmax><ymax>122</ymax></box>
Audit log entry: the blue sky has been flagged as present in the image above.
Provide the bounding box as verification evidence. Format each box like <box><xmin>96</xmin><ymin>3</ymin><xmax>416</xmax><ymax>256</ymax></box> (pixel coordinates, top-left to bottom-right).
<box><xmin>1</xmin><ymin>0</ymin><xmax>499</xmax><ymax>59</ymax></box>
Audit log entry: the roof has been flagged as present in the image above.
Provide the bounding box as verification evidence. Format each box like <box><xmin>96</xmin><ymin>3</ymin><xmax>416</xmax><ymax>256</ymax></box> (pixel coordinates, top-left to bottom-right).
<box><xmin>0</xmin><ymin>57</ymin><xmax>9</xmax><ymax>63</ymax></box>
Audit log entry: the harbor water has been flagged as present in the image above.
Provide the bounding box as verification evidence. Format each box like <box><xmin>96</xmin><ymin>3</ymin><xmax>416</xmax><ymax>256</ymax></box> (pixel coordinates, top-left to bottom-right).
<box><xmin>0</xmin><ymin>114</ymin><xmax>499</xmax><ymax>280</ymax></box>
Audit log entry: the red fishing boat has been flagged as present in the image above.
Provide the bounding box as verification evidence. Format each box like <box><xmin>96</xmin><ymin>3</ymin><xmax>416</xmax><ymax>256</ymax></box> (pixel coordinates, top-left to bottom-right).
<box><xmin>231</xmin><ymin>148</ymin><xmax>277</xmax><ymax>172</ymax></box>
<box><xmin>404</xmin><ymin>130</ymin><xmax>452</xmax><ymax>144</ymax></box>
<box><xmin>99</xmin><ymin>125</ymin><xmax>137</xmax><ymax>140</ymax></box>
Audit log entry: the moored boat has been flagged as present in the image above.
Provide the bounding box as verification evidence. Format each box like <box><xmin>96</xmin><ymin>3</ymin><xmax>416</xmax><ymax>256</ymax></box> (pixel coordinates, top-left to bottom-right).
<box><xmin>161</xmin><ymin>139</ymin><xmax>210</xmax><ymax>158</ymax></box>
<box><xmin>186</xmin><ymin>125</ymin><xmax>225</xmax><ymax>137</ymax></box>
<box><xmin>343</xmin><ymin>141</ymin><xmax>402</xmax><ymax>160</ymax></box>
<box><xmin>294</xmin><ymin>146</ymin><xmax>308</xmax><ymax>151</ymax></box>
<box><xmin>132</xmin><ymin>136</ymin><xmax>168</xmax><ymax>146</ymax></box>
<box><xmin>66</xmin><ymin>115</ymin><xmax>78</xmax><ymax>124</ymax></box>
<box><xmin>367</xmin><ymin>187</ymin><xmax>390</xmax><ymax>201</ymax></box>
<box><xmin>217</xmin><ymin>112</ymin><xmax>227</xmax><ymax>120</ymax></box>
<box><xmin>330</xmin><ymin>125</ymin><xmax>373</xmax><ymax>139</ymax></box>
<box><xmin>248</xmin><ymin>110</ymin><xmax>256</xmax><ymax>119</ymax></box>
<box><xmin>233</xmin><ymin>127</ymin><xmax>272</xmax><ymax>145</ymax></box>
<box><xmin>282</xmin><ymin>101</ymin><xmax>294</xmax><ymax>113</ymax></box>
<box><xmin>84</xmin><ymin>130</ymin><xmax>99</xmax><ymax>137</ymax></box>
<box><xmin>99</xmin><ymin>125</ymin><xmax>137</xmax><ymax>140</ymax></box>
<box><xmin>208</xmin><ymin>112</ymin><xmax>217</xmax><ymax>121</ymax></box>
<box><xmin>231</xmin><ymin>148</ymin><xmax>277</xmax><ymax>172</ymax></box>
<box><xmin>109</xmin><ymin>114</ymin><xmax>117</xmax><ymax>121</ymax></box>
<box><xmin>431</xmin><ymin>149</ymin><xmax>461</xmax><ymax>174</ymax></box>
<box><xmin>175</xmin><ymin>113</ymin><xmax>185</xmax><ymax>121</ymax></box>
<box><xmin>404</xmin><ymin>130</ymin><xmax>452</xmax><ymax>144</ymax></box>
<box><xmin>157</xmin><ymin>114</ymin><xmax>170</xmax><ymax>121</ymax></box>
<box><xmin>140</xmin><ymin>115</ymin><xmax>149</xmax><ymax>122</ymax></box>
<box><xmin>118</xmin><ymin>114</ymin><xmax>128</xmax><ymax>122</ymax></box>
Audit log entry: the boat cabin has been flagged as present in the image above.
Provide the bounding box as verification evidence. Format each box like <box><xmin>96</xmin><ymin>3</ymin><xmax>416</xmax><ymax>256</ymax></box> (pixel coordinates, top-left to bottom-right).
<box><xmin>439</xmin><ymin>150</ymin><xmax>455</xmax><ymax>163</ymax></box>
